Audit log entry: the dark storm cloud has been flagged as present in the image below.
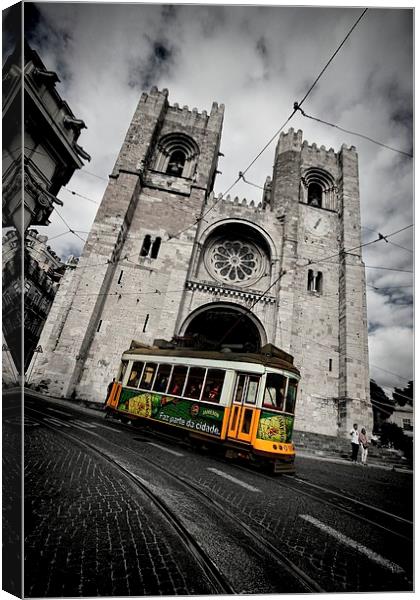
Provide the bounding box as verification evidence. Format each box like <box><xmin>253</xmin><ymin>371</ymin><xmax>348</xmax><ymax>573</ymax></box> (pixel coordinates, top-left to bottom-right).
<box><xmin>128</xmin><ymin>39</ymin><xmax>174</xmax><ymax>90</ymax></box>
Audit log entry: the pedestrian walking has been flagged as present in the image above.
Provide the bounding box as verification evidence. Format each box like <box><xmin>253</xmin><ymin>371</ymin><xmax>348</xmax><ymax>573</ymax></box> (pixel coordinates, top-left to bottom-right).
<box><xmin>350</xmin><ymin>423</ymin><xmax>360</xmax><ymax>463</ymax></box>
<box><xmin>359</xmin><ymin>427</ymin><xmax>369</xmax><ymax>466</ymax></box>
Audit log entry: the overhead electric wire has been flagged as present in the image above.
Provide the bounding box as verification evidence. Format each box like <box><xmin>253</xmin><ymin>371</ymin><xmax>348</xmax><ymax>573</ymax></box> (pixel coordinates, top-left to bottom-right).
<box><xmin>295</xmin><ymin>108</ymin><xmax>413</xmax><ymax>158</ymax></box>
<box><xmin>53</xmin><ymin>208</ymin><xmax>87</xmax><ymax>244</ymax></box>
<box><xmin>61</xmin><ymin>187</ymin><xmax>100</xmax><ymax>205</ymax></box>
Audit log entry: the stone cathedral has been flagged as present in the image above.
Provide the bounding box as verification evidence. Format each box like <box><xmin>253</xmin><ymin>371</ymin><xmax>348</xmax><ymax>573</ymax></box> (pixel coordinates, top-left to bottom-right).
<box><xmin>31</xmin><ymin>87</ymin><xmax>373</xmax><ymax>438</ymax></box>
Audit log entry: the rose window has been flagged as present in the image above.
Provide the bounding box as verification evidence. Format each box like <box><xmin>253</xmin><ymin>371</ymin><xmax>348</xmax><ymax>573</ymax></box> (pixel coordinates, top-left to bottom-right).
<box><xmin>206</xmin><ymin>239</ymin><xmax>265</xmax><ymax>285</ymax></box>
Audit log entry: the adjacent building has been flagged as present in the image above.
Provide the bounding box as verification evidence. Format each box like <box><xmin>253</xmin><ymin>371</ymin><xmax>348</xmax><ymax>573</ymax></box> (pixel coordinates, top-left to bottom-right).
<box><xmin>30</xmin><ymin>87</ymin><xmax>373</xmax><ymax>439</ymax></box>
<box><xmin>3</xmin><ymin>40</ymin><xmax>90</xmax><ymax>234</ymax></box>
<box><xmin>3</xmin><ymin>229</ymin><xmax>66</xmax><ymax>373</ymax></box>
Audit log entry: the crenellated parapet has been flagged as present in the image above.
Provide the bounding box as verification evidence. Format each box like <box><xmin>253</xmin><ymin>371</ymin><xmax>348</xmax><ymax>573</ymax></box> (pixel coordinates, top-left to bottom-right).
<box><xmin>276</xmin><ymin>127</ymin><xmax>303</xmax><ymax>154</ymax></box>
<box><xmin>138</xmin><ymin>87</ymin><xmax>225</xmax><ymax>131</ymax></box>
<box><xmin>206</xmin><ymin>191</ymin><xmax>263</xmax><ymax>211</ymax></box>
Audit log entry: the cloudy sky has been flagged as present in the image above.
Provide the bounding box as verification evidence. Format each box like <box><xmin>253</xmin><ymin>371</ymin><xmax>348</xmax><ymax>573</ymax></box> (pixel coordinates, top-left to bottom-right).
<box><xmin>18</xmin><ymin>1</ymin><xmax>413</xmax><ymax>396</ymax></box>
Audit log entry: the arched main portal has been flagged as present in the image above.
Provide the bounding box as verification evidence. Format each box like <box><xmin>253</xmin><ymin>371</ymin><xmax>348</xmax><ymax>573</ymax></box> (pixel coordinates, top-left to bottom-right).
<box><xmin>180</xmin><ymin>303</ymin><xmax>266</xmax><ymax>352</ymax></box>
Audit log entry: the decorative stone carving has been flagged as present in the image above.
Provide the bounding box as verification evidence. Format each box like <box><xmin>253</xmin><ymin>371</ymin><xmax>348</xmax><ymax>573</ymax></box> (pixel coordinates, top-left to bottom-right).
<box><xmin>205</xmin><ymin>238</ymin><xmax>266</xmax><ymax>286</ymax></box>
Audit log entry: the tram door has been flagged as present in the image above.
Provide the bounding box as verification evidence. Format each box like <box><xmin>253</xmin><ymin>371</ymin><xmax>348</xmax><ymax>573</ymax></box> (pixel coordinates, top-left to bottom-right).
<box><xmin>227</xmin><ymin>374</ymin><xmax>260</xmax><ymax>442</ymax></box>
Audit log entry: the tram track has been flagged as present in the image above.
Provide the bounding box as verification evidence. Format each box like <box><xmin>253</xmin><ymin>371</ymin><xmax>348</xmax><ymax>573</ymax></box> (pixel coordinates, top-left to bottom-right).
<box><xmin>27</xmin><ymin>399</ymin><xmax>412</xmax><ymax>543</ymax></box>
<box><xmin>228</xmin><ymin>461</ymin><xmax>413</xmax><ymax>542</ymax></box>
<box><xmin>26</xmin><ymin>407</ymin><xmax>324</xmax><ymax>594</ymax></box>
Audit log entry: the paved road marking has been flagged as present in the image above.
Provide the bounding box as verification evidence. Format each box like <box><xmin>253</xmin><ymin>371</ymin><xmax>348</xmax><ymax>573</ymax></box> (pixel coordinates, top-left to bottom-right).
<box><xmin>148</xmin><ymin>442</ymin><xmax>184</xmax><ymax>457</ymax></box>
<box><xmin>300</xmin><ymin>514</ymin><xmax>405</xmax><ymax>575</ymax></box>
<box><xmin>44</xmin><ymin>417</ymin><xmax>71</xmax><ymax>428</ymax></box>
<box><xmin>72</xmin><ymin>419</ymin><xmax>97</xmax><ymax>429</ymax></box>
<box><xmin>46</xmin><ymin>407</ymin><xmax>74</xmax><ymax>418</ymax></box>
<box><xmin>290</xmin><ymin>476</ymin><xmax>412</xmax><ymax>525</ymax></box>
<box><xmin>207</xmin><ymin>467</ymin><xmax>261</xmax><ymax>493</ymax></box>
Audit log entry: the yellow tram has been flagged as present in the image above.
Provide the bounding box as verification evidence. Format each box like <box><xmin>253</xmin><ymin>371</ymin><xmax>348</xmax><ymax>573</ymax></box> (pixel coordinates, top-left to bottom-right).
<box><xmin>106</xmin><ymin>342</ymin><xmax>300</xmax><ymax>473</ymax></box>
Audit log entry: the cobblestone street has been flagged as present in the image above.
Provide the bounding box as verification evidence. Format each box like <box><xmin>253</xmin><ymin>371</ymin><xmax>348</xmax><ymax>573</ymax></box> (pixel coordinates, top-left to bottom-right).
<box><xmin>24</xmin><ymin>425</ymin><xmax>213</xmax><ymax>597</ymax></box>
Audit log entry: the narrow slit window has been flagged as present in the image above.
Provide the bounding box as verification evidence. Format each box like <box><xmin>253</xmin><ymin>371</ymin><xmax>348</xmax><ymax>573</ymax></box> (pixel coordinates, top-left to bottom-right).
<box><xmin>316</xmin><ymin>271</ymin><xmax>323</xmax><ymax>293</ymax></box>
<box><xmin>143</xmin><ymin>314</ymin><xmax>149</xmax><ymax>332</ymax></box>
<box><xmin>117</xmin><ymin>270</ymin><xmax>123</xmax><ymax>284</ymax></box>
<box><xmin>307</xmin><ymin>269</ymin><xmax>314</xmax><ymax>291</ymax></box>
<box><xmin>151</xmin><ymin>237</ymin><xmax>161</xmax><ymax>259</ymax></box>
<box><xmin>329</xmin><ymin>358</ymin><xmax>333</xmax><ymax>372</ymax></box>
<box><xmin>140</xmin><ymin>235</ymin><xmax>151</xmax><ymax>257</ymax></box>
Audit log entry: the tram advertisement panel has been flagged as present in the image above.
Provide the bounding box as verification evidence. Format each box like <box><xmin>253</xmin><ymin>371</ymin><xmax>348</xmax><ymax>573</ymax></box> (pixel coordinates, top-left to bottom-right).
<box><xmin>117</xmin><ymin>388</ymin><xmax>225</xmax><ymax>437</ymax></box>
<box><xmin>256</xmin><ymin>411</ymin><xmax>294</xmax><ymax>443</ymax></box>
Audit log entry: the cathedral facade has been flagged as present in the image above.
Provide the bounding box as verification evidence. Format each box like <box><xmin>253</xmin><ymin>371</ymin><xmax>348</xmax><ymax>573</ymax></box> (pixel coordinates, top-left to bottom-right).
<box><xmin>30</xmin><ymin>87</ymin><xmax>372</xmax><ymax>437</ymax></box>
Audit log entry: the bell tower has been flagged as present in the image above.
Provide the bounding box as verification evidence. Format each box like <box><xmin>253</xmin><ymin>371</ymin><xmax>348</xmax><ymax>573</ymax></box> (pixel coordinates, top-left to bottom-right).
<box><xmin>268</xmin><ymin>128</ymin><xmax>372</xmax><ymax>437</ymax></box>
<box><xmin>30</xmin><ymin>88</ymin><xmax>225</xmax><ymax>400</ymax></box>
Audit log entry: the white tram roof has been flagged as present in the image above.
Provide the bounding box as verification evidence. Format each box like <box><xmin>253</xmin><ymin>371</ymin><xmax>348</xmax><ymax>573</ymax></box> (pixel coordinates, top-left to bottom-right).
<box><xmin>122</xmin><ymin>342</ymin><xmax>300</xmax><ymax>377</ymax></box>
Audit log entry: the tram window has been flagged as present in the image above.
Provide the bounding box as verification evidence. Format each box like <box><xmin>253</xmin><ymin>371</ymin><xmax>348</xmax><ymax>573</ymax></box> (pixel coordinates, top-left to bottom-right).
<box><xmin>245</xmin><ymin>376</ymin><xmax>259</xmax><ymax>405</ymax></box>
<box><xmin>285</xmin><ymin>379</ymin><xmax>298</xmax><ymax>414</ymax></box>
<box><xmin>153</xmin><ymin>363</ymin><xmax>172</xmax><ymax>393</ymax></box>
<box><xmin>168</xmin><ymin>365</ymin><xmax>188</xmax><ymax>396</ymax></box>
<box><xmin>234</xmin><ymin>375</ymin><xmax>246</xmax><ymax>403</ymax></box>
<box><xmin>140</xmin><ymin>362</ymin><xmax>157</xmax><ymax>390</ymax></box>
<box><xmin>184</xmin><ymin>367</ymin><xmax>206</xmax><ymax>399</ymax></box>
<box><xmin>263</xmin><ymin>373</ymin><xmax>287</xmax><ymax>411</ymax></box>
<box><xmin>128</xmin><ymin>361</ymin><xmax>144</xmax><ymax>388</ymax></box>
<box><xmin>242</xmin><ymin>409</ymin><xmax>253</xmax><ymax>434</ymax></box>
<box><xmin>117</xmin><ymin>360</ymin><xmax>128</xmax><ymax>383</ymax></box>
<box><xmin>203</xmin><ymin>369</ymin><xmax>225</xmax><ymax>403</ymax></box>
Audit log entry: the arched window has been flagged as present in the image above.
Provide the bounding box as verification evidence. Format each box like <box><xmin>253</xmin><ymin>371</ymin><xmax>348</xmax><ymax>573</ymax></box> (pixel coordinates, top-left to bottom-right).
<box><xmin>154</xmin><ymin>133</ymin><xmax>199</xmax><ymax>179</ymax></box>
<box><xmin>140</xmin><ymin>235</ymin><xmax>151</xmax><ymax>257</ymax></box>
<box><xmin>301</xmin><ymin>168</ymin><xmax>336</xmax><ymax>211</ymax></box>
<box><xmin>166</xmin><ymin>150</ymin><xmax>186</xmax><ymax>176</ymax></box>
<box><xmin>308</xmin><ymin>183</ymin><xmax>322</xmax><ymax>207</ymax></box>
<box><xmin>151</xmin><ymin>237</ymin><xmax>161</xmax><ymax>259</ymax></box>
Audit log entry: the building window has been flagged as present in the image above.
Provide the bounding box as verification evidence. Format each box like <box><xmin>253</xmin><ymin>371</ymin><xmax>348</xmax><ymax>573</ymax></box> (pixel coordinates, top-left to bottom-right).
<box><xmin>307</xmin><ymin>269</ymin><xmax>323</xmax><ymax>293</ymax></box>
<box><xmin>140</xmin><ymin>235</ymin><xmax>151</xmax><ymax>257</ymax></box>
<box><xmin>308</xmin><ymin>182</ymin><xmax>322</xmax><ymax>207</ymax></box>
<box><xmin>166</xmin><ymin>150</ymin><xmax>186</xmax><ymax>176</ymax></box>
<box><xmin>140</xmin><ymin>235</ymin><xmax>161</xmax><ymax>260</ymax></box>
<box><xmin>150</xmin><ymin>237</ymin><xmax>161</xmax><ymax>259</ymax></box>
<box><xmin>301</xmin><ymin>167</ymin><xmax>337</xmax><ymax>211</ymax></box>
<box><xmin>154</xmin><ymin>132</ymin><xmax>199</xmax><ymax>179</ymax></box>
